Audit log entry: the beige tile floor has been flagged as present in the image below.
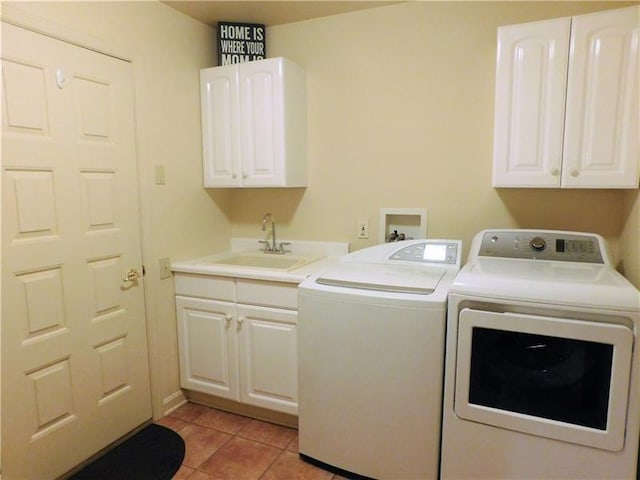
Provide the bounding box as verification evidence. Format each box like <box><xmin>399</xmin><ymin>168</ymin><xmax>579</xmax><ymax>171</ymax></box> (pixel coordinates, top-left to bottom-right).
<box><xmin>158</xmin><ymin>402</ymin><xmax>348</xmax><ymax>480</ymax></box>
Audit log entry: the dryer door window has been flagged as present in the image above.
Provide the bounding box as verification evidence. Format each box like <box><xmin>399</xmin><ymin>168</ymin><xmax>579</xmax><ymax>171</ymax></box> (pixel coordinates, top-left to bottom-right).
<box><xmin>454</xmin><ymin>308</ymin><xmax>633</xmax><ymax>452</ymax></box>
<box><xmin>468</xmin><ymin>328</ymin><xmax>613</xmax><ymax>430</ymax></box>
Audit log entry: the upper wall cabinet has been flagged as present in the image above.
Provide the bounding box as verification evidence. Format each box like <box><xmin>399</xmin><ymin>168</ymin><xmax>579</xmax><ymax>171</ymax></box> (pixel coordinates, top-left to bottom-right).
<box><xmin>200</xmin><ymin>57</ymin><xmax>307</xmax><ymax>188</ymax></box>
<box><xmin>492</xmin><ymin>6</ymin><xmax>639</xmax><ymax>188</ymax></box>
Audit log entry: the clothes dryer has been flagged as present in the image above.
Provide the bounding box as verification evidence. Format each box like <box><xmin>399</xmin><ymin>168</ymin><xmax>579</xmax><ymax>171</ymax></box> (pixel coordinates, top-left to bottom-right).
<box><xmin>298</xmin><ymin>239</ymin><xmax>462</xmax><ymax>479</ymax></box>
<box><xmin>441</xmin><ymin>229</ymin><xmax>640</xmax><ymax>479</ymax></box>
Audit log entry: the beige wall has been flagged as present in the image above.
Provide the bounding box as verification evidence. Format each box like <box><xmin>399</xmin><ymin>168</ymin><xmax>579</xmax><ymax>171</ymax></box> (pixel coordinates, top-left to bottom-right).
<box><xmin>230</xmin><ymin>1</ymin><xmax>640</xmax><ymax>286</ymax></box>
<box><xmin>619</xmin><ymin>192</ymin><xmax>640</xmax><ymax>286</ymax></box>
<box><xmin>1</xmin><ymin>1</ymin><xmax>229</xmax><ymax>416</ymax></box>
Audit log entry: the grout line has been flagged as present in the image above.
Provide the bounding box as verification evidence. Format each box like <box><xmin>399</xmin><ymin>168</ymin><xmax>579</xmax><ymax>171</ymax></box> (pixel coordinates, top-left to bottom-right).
<box><xmin>167</xmin><ymin>402</ymin><xmax>337</xmax><ymax>480</ymax></box>
<box><xmin>257</xmin><ymin>447</ymin><xmax>287</xmax><ymax>480</ymax></box>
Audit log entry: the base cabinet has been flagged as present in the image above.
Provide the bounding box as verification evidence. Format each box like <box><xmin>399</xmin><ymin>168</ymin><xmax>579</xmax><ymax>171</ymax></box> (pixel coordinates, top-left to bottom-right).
<box><xmin>175</xmin><ymin>275</ymin><xmax>298</xmax><ymax>415</ymax></box>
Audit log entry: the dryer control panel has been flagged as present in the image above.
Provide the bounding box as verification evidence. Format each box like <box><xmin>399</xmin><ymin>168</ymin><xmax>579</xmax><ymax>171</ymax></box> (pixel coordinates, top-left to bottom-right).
<box><xmin>477</xmin><ymin>230</ymin><xmax>604</xmax><ymax>264</ymax></box>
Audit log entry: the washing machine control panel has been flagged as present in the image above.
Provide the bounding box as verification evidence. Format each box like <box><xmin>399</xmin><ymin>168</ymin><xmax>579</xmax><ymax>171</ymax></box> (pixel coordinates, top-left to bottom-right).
<box><xmin>478</xmin><ymin>231</ymin><xmax>604</xmax><ymax>263</ymax></box>
<box><xmin>389</xmin><ymin>241</ymin><xmax>459</xmax><ymax>265</ymax></box>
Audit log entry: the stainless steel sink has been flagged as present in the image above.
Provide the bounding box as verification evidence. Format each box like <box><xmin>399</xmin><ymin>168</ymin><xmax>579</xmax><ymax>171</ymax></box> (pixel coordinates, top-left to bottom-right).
<box><xmin>206</xmin><ymin>252</ymin><xmax>323</xmax><ymax>271</ymax></box>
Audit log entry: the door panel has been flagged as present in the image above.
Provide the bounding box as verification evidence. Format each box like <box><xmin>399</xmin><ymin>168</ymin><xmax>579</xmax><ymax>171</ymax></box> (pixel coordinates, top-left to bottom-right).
<box><xmin>2</xmin><ymin>22</ymin><xmax>151</xmax><ymax>479</ymax></box>
<box><xmin>492</xmin><ymin>17</ymin><xmax>570</xmax><ymax>187</ymax></box>
<box><xmin>175</xmin><ymin>296</ymin><xmax>239</xmax><ymax>400</ymax></box>
<box><xmin>200</xmin><ymin>65</ymin><xmax>241</xmax><ymax>186</ymax></box>
<box><xmin>240</xmin><ymin>60</ymin><xmax>283</xmax><ymax>186</ymax></box>
<box><xmin>237</xmin><ymin>305</ymin><xmax>298</xmax><ymax>414</ymax></box>
<box><xmin>562</xmin><ymin>6</ymin><xmax>640</xmax><ymax>187</ymax></box>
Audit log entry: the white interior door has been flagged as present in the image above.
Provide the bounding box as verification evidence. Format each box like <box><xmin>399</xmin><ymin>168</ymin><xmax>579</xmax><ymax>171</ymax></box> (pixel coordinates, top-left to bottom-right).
<box><xmin>1</xmin><ymin>22</ymin><xmax>152</xmax><ymax>479</ymax></box>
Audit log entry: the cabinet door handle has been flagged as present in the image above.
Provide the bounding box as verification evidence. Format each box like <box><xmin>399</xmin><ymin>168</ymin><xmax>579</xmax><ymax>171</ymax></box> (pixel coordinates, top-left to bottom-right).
<box><xmin>224</xmin><ymin>314</ymin><xmax>232</xmax><ymax>324</ymax></box>
<box><xmin>242</xmin><ymin>173</ymin><xmax>248</xmax><ymax>179</ymax></box>
<box><xmin>570</xmin><ymin>168</ymin><xmax>580</xmax><ymax>177</ymax></box>
<box><xmin>550</xmin><ymin>167</ymin><xmax>560</xmax><ymax>177</ymax></box>
<box><xmin>237</xmin><ymin>316</ymin><xmax>245</xmax><ymax>325</ymax></box>
<box><xmin>232</xmin><ymin>173</ymin><xmax>237</xmax><ymax>179</ymax></box>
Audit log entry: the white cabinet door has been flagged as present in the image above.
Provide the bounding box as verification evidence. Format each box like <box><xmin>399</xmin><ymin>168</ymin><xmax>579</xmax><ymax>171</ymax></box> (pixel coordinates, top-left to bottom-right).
<box><xmin>175</xmin><ymin>296</ymin><xmax>239</xmax><ymax>400</ymax></box>
<box><xmin>562</xmin><ymin>6</ymin><xmax>639</xmax><ymax>188</ymax></box>
<box><xmin>237</xmin><ymin>305</ymin><xmax>298</xmax><ymax>415</ymax></box>
<box><xmin>239</xmin><ymin>60</ymin><xmax>283</xmax><ymax>186</ymax></box>
<box><xmin>200</xmin><ymin>65</ymin><xmax>242</xmax><ymax>187</ymax></box>
<box><xmin>493</xmin><ymin>6</ymin><xmax>639</xmax><ymax>189</ymax></box>
<box><xmin>492</xmin><ymin>17</ymin><xmax>571</xmax><ymax>187</ymax></box>
<box><xmin>200</xmin><ymin>57</ymin><xmax>306</xmax><ymax>188</ymax></box>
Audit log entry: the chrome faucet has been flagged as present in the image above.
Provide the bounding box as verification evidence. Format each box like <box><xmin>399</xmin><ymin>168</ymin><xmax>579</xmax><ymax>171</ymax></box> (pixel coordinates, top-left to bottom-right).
<box><xmin>260</xmin><ymin>213</ymin><xmax>290</xmax><ymax>254</ymax></box>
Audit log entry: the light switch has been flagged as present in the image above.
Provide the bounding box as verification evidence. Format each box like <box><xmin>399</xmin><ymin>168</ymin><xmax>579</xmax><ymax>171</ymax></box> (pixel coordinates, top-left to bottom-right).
<box><xmin>159</xmin><ymin>257</ymin><xmax>171</xmax><ymax>279</ymax></box>
<box><xmin>154</xmin><ymin>165</ymin><xmax>166</xmax><ymax>185</ymax></box>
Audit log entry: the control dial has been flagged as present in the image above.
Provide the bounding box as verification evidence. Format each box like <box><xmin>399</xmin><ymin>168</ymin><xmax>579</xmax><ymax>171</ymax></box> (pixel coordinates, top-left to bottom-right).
<box><xmin>529</xmin><ymin>236</ymin><xmax>546</xmax><ymax>252</ymax></box>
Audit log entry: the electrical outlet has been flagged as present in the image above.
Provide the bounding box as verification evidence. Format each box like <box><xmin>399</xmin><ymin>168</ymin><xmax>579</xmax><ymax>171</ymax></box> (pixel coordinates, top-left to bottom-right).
<box><xmin>357</xmin><ymin>219</ymin><xmax>369</xmax><ymax>239</ymax></box>
<box><xmin>159</xmin><ymin>257</ymin><xmax>172</xmax><ymax>280</ymax></box>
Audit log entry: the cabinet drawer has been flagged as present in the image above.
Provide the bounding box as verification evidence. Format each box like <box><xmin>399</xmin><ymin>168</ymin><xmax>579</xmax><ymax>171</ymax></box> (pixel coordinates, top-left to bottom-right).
<box><xmin>236</xmin><ymin>279</ymin><xmax>298</xmax><ymax>309</ymax></box>
<box><xmin>174</xmin><ymin>273</ymin><xmax>235</xmax><ymax>301</ymax></box>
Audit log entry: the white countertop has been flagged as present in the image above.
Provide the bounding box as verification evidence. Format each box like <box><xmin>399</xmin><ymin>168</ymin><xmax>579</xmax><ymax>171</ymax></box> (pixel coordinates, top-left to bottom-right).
<box><xmin>171</xmin><ymin>238</ymin><xmax>349</xmax><ymax>283</ymax></box>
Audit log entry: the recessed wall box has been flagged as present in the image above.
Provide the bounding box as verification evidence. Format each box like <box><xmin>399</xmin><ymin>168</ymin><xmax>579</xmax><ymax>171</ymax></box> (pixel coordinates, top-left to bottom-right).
<box><xmin>379</xmin><ymin>208</ymin><xmax>427</xmax><ymax>243</ymax></box>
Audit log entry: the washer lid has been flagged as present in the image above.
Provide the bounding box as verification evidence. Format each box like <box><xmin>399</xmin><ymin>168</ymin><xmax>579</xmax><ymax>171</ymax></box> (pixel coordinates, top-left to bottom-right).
<box><xmin>316</xmin><ymin>263</ymin><xmax>446</xmax><ymax>294</ymax></box>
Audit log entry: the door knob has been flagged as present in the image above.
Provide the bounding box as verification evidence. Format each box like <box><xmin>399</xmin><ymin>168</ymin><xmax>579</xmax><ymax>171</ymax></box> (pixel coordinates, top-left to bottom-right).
<box><xmin>123</xmin><ymin>268</ymin><xmax>141</xmax><ymax>283</ymax></box>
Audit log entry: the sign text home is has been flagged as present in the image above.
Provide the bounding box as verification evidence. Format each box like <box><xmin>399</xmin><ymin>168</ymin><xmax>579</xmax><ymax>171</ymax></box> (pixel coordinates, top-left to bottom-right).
<box><xmin>218</xmin><ymin>22</ymin><xmax>266</xmax><ymax>65</ymax></box>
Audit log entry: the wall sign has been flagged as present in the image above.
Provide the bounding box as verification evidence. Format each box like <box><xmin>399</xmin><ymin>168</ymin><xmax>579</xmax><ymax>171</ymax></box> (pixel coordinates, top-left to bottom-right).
<box><xmin>218</xmin><ymin>22</ymin><xmax>266</xmax><ymax>65</ymax></box>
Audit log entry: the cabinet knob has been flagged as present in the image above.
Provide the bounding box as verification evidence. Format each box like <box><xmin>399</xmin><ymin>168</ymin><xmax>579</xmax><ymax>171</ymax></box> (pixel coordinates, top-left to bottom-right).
<box><xmin>550</xmin><ymin>167</ymin><xmax>560</xmax><ymax>177</ymax></box>
<box><xmin>232</xmin><ymin>173</ymin><xmax>237</xmax><ymax>179</ymax></box>
<box><xmin>242</xmin><ymin>173</ymin><xmax>248</xmax><ymax>179</ymax></box>
<box><xmin>225</xmin><ymin>314</ymin><xmax>232</xmax><ymax>323</ymax></box>
<box><xmin>237</xmin><ymin>316</ymin><xmax>245</xmax><ymax>325</ymax></box>
<box><xmin>570</xmin><ymin>168</ymin><xmax>580</xmax><ymax>177</ymax></box>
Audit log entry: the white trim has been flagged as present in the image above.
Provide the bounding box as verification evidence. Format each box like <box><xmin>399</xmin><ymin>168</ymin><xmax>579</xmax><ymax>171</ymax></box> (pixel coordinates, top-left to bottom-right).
<box><xmin>162</xmin><ymin>391</ymin><xmax>188</xmax><ymax>417</ymax></box>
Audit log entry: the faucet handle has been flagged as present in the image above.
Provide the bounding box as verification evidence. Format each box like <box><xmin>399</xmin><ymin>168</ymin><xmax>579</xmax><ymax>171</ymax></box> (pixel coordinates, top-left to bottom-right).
<box><xmin>258</xmin><ymin>240</ymin><xmax>272</xmax><ymax>252</ymax></box>
<box><xmin>278</xmin><ymin>242</ymin><xmax>291</xmax><ymax>253</ymax></box>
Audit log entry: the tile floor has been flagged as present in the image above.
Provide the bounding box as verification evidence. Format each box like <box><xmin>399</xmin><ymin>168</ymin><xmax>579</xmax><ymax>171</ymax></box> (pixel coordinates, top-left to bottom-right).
<box><xmin>158</xmin><ymin>402</ymin><xmax>347</xmax><ymax>480</ymax></box>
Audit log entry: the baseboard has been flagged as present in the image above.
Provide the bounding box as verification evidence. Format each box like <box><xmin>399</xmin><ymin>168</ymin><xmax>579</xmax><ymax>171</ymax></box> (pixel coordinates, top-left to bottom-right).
<box><xmin>162</xmin><ymin>390</ymin><xmax>187</xmax><ymax>417</ymax></box>
<box><xmin>186</xmin><ymin>391</ymin><xmax>298</xmax><ymax>429</ymax></box>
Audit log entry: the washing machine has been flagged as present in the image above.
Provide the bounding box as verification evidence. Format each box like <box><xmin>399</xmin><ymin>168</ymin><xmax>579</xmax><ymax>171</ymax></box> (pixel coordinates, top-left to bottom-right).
<box><xmin>441</xmin><ymin>229</ymin><xmax>640</xmax><ymax>479</ymax></box>
<box><xmin>297</xmin><ymin>239</ymin><xmax>462</xmax><ymax>479</ymax></box>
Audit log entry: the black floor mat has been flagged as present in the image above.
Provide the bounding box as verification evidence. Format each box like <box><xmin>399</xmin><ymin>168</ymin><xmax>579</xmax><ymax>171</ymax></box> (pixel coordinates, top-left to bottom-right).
<box><xmin>68</xmin><ymin>424</ymin><xmax>185</xmax><ymax>480</ymax></box>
